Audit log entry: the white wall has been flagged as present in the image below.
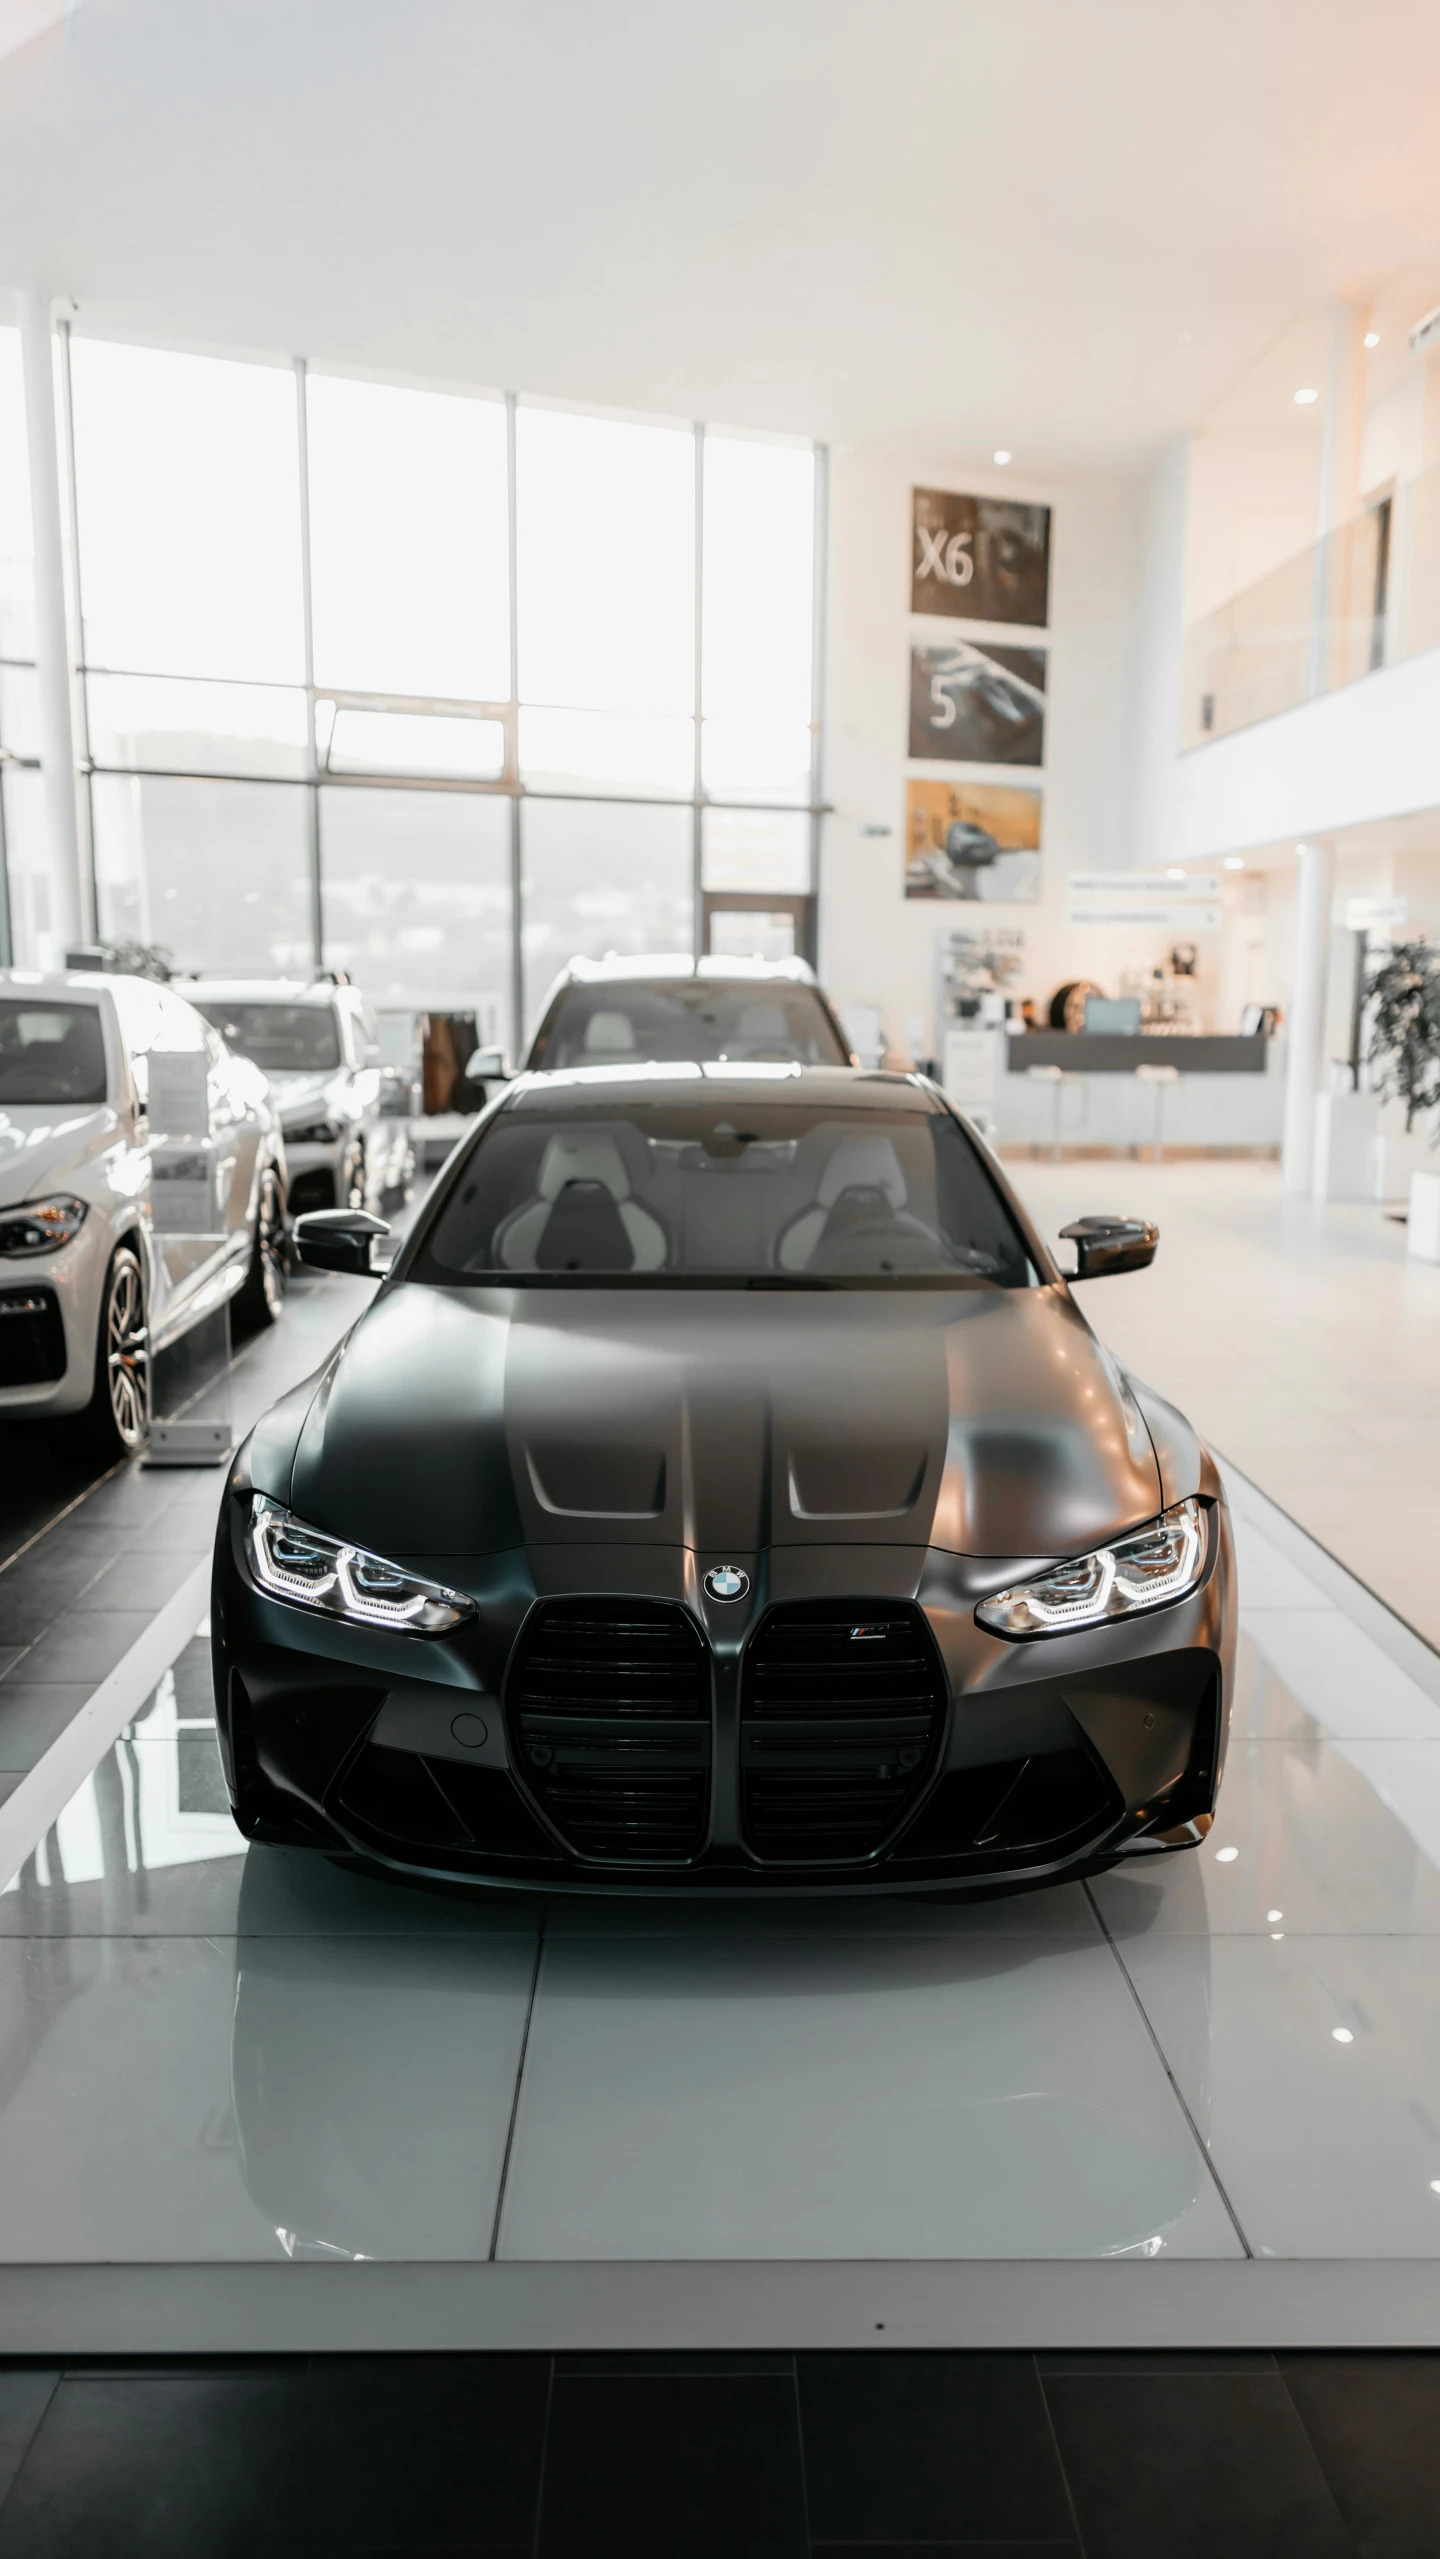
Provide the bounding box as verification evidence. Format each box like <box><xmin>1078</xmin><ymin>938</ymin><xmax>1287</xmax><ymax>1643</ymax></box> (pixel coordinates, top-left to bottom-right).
<box><xmin>1181</xmin><ymin>428</ymin><xmax>1322</xmax><ymax>627</ymax></box>
<box><xmin>820</xmin><ymin>443</ymin><xmax>1196</xmax><ymax>1055</ymax></box>
<box><xmin>1176</xmin><ymin>641</ymin><xmax>1440</xmax><ymax>861</ymax></box>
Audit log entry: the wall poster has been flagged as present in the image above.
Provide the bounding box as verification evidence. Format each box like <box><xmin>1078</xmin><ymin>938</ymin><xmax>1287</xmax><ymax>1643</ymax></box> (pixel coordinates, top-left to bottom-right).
<box><xmin>908</xmin><ymin>639</ymin><xmax>1046</xmax><ymax>766</ymax></box>
<box><xmin>905</xmin><ymin>778</ymin><xmax>1041</xmax><ymax>902</ymax></box>
<box><xmin>911</xmin><ymin>488</ymin><xmax>1051</xmax><ymax>627</ymax></box>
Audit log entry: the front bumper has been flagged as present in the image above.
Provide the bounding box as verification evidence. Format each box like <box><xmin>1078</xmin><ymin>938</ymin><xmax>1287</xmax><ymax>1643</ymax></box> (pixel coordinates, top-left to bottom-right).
<box><xmin>211</xmin><ymin>1492</ymin><xmax>1236</xmax><ymax>1897</ymax></box>
<box><xmin>0</xmin><ymin>1226</ymin><xmax>108</xmax><ymax>1417</ymax></box>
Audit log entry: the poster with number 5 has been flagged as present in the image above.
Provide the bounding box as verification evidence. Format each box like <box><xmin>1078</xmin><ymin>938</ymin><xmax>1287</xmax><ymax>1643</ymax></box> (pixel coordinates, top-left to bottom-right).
<box><xmin>909</xmin><ymin>640</ymin><xmax>1046</xmax><ymax>766</ymax></box>
<box><xmin>911</xmin><ymin>488</ymin><xmax>1051</xmax><ymax>627</ymax></box>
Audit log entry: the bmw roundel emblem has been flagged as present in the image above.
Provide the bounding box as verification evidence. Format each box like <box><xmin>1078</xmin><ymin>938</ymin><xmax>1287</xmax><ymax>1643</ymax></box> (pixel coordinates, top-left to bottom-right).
<box><xmin>704</xmin><ymin>1564</ymin><xmax>750</xmax><ymax>1603</ymax></box>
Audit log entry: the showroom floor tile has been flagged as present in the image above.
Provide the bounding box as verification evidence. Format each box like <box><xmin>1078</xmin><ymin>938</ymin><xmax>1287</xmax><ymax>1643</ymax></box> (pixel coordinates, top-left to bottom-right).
<box><xmin>1117</xmin><ymin>1930</ymin><xmax>1440</xmax><ymax>2257</ymax></box>
<box><xmin>0</xmin><ymin>1925</ymin><xmax>539</xmax><ymax>2261</ymax></box>
<box><xmin>493</xmin><ymin>1925</ymin><xmax>1239</xmax><ymax>2260</ymax></box>
<box><xmin>1092</xmin><ymin>1734</ymin><xmax>1440</xmax><ymax>1934</ymax></box>
<box><xmin>1011</xmin><ymin>1158</ymin><xmax>1440</xmax><ymax>1650</ymax></box>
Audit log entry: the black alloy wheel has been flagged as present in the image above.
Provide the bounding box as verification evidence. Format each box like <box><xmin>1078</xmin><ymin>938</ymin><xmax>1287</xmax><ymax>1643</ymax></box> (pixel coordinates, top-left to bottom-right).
<box><xmin>85</xmin><ymin>1245</ymin><xmax>148</xmax><ymax>1456</ymax></box>
<box><xmin>236</xmin><ymin>1166</ymin><xmax>287</xmax><ymax>1330</ymax></box>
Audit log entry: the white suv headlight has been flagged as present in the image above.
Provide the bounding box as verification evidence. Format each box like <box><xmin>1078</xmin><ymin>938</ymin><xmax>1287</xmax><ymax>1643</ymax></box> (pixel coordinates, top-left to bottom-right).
<box><xmin>0</xmin><ymin>1195</ymin><xmax>88</xmax><ymax>1257</ymax></box>
<box><xmin>245</xmin><ymin>1496</ymin><xmax>475</xmax><ymax>1635</ymax></box>
<box><xmin>976</xmin><ymin>1498</ymin><xmax>1208</xmax><ymax>1639</ymax></box>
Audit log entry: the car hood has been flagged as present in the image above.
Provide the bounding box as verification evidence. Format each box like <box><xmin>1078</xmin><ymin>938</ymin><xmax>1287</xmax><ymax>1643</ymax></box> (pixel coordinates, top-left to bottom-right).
<box><xmin>0</xmin><ymin>1105</ymin><xmax>116</xmax><ymax>1206</ymax></box>
<box><xmin>281</xmin><ymin>1280</ymin><xmax>1163</xmax><ymax>1562</ymax></box>
<box><xmin>269</xmin><ymin>1070</ymin><xmax>344</xmax><ymax>1124</ymax></box>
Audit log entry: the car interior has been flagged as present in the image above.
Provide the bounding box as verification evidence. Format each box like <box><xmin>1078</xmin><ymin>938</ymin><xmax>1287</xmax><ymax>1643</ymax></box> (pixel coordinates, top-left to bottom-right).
<box><xmin>423</xmin><ymin>1108</ymin><xmax>1032</xmax><ymax>1282</ymax></box>
<box><xmin>0</xmin><ymin>1001</ymin><xmax>109</xmax><ymax>1107</ymax></box>
<box><xmin>529</xmin><ymin>982</ymin><xmax>849</xmax><ymax>1071</ymax></box>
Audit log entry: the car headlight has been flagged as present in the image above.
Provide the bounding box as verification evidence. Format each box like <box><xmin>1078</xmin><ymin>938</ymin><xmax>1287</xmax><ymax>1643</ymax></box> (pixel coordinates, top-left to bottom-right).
<box><xmin>0</xmin><ymin>1195</ymin><xmax>89</xmax><ymax>1257</ymax></box>
<box><xmin>976</xmin><ymin>1498</ymin><xmax>1208</xmax><ymax>1639</ymax></box>
<box><xmin>283</xmin><ymin>1119</ymin><xmax>343</xmax><ymax>1147</ymax></box>
<box><xmin>245</xmin><ymin>1496</ymin><xmax>476</xmax><ymax>1635</ymax></box>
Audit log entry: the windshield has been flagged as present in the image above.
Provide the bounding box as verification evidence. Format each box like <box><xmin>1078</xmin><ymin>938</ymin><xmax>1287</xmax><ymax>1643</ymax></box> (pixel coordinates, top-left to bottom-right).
<box><xmin>415</xmin><ymin>1101</ymin><xmax>1032</xmax><ymax>1286</ymax></box>
<box><xmin>529</xmin><ymin>981</ymin><xmax>849</xmax><ymax>1071</ymax></box>
<box><xmin>0</xmin><ymin>1001</ymin><xmax>108</xmax><ymax>1107</ymax></box>
<box><xmin>193</xmin><ymin>1001</ymin><xmax>342</xmax><ymax>1074</ymax></box>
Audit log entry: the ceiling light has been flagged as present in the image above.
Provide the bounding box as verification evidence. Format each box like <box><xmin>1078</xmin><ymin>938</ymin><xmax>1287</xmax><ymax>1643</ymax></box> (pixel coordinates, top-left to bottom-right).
<box><xmin>1294</xmin><ymin>387</ymin><xmax>1319</xmax><ymax>405</ymax></box>
<box><xmin>1223</xmin><ymin>856</ymin><xmax>1245</xmax><ymax>871</ymax></box>
<box><xmin>993</xmin><ymin>449</ymin><xmax>1012</xmax><ymax>466</ymax></box>
<box><xmin>1215</xmin><ymin>1845</ymin><xmax>1239</xmax><ymax>1863</ymax></box>
<box><xmin>1431</xmin><ymin>2180</ymin><xmax>1440</xmax><ymax>2194</ymax></box>
<box><xmin>1165</xmin><ymin>866</ymin><xmax>1187</xmax><ymax>880</ymax></box>
<box><xmin>1364</xmin><ymin>331</ymin><xmax>1380</xmax><ymax>349</ymax></box>
<box><xmin>1332</xmin><ymin>2027</ymin><xmax>1354</xmax><ymax>2044</ymax></box>
<box><xmin>1267</xmin><ymin>1909</ymin><xmax>1282</xmax><ymax>1923</ymax></box>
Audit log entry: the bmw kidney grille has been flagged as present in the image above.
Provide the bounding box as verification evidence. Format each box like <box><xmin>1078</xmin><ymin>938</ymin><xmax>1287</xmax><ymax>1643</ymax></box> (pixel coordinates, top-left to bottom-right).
<box><xmin>739</xmin><ymin>1602</ymin><xmax>947</xmax><ymax>1863</ymax></box>
<box><xmin>507</xmin><ymin>1599</ymin><xmax>711</xmax><ymax>1862</ymax></box>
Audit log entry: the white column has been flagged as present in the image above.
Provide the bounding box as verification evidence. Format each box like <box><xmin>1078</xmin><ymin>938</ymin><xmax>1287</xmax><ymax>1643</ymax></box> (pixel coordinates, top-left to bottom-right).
<box><xmin>17</xmin><ymin>286</ymin><xmax>85</xmax><ymax>964</ymax></box>
<box><xmin>1281</xmin><ymin>839</ymin><xmax>1333</xmax><ymax>1194</ymax></box>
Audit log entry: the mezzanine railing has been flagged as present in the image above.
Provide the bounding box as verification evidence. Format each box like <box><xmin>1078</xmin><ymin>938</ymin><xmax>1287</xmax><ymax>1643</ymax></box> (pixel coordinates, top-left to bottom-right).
<box><xmin>1184</xmin><ymin>458</ymin><xmax>1440</xmax><ymax>748</ymax></box>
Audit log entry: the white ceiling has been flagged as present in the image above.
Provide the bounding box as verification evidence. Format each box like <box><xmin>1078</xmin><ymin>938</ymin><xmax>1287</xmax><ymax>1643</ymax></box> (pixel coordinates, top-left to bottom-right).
<box><xmin>3</xmin><ymin>0</ymin><xmax>1440</xmax><ymax>475</ymax></box>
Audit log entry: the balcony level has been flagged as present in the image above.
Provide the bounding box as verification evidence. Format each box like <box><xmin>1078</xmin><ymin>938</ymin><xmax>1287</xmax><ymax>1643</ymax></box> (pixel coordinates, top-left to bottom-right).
<box><xmin>1176</xmin><ymin>461</ymin><xmax>1440</xmax><ymax>863</ymax></box>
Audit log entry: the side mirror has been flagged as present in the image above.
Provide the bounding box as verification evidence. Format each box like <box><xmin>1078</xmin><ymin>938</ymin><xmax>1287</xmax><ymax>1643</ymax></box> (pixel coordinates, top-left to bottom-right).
<box><xmin>465</xmin><ymin>1047</ymin><xmax>509</xmax><ymax>1083</ymax></box>
<box><xmin>1060</xmin><ymin>1214</ymin><xmax>1158</xmax><ymax>1280</ymax></box>
<box><xmin>293</xmin><ymin>1207</ymin><xmax>391</xmax><ymax>1276</ymax></box>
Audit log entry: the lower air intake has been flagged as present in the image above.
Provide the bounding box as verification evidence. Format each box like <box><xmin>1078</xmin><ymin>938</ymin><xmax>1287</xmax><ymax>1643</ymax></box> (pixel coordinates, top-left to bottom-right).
<box><xmin>740</xmin><ymin>1601</ymin><xmax>947</xmax><ymax>1863</ymax></box>
<box><xmin>507</xmin><ymin>1598</ymin><xmax>710</xmax><ymax>1863</ymax></box>
<box><xmin>0</xmin><ymin>1287</ymin><xmax>65</xmax><ymax>1389</ymax></box>
<box><xmin>894</xmin><ymin>1745</ymin><xmax>1123</xmax><ymax>1867</ymax></box>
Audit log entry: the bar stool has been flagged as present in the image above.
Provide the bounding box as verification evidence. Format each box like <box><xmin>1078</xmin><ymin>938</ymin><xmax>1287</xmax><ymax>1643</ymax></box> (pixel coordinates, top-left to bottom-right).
<box><xmin>1026</xmin><ymin>1063</ymin><xmax>1075</xmax><ymax>1163</ymax></box>
<box><xmin>1134</xmin><ymin>1061</ymin><xmax>1180</xmax><ymax>1162</ymax></box>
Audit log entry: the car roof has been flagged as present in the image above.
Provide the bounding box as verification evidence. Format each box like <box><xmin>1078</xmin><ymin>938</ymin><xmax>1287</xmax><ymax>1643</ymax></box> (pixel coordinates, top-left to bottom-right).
<box><xmin>0</xmin><ymin>969</ymin><xmax>164</xmax><ymax>1006</ymax></box>
<box><xmin>546</xmin><ymin>952</ymin><xmax>819</xmax><ymax>991</ymax></box>
<box><xmin>503</xmin><ymin>1063</ymin><xmax>935</xmax><ymax>1114</ymax></box>
<box><xmin>181</xmin><ymin>979</ymin><xmax>350</xmax><ymax>1006</ymax></box>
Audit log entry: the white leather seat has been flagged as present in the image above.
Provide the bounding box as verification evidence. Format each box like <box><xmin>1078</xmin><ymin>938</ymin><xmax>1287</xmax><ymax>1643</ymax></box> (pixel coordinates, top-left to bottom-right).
<box><xmin>494</xmin><ymin>1134</ymin><xmax>668</xmax><ymax>1271</ymax></box>
<box><xmin>581</xmin><ymin>1011</ymin><xmax>638</xmax><ymax>1056</ymax></box>
<box><xmin>776</xmin><ymin>1137</ymin><xmax>910</xmax><ymax>1271</ymax></box>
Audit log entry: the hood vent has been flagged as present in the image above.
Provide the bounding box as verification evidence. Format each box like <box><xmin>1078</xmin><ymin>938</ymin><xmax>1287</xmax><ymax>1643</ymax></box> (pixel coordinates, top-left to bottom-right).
<box><xmin>739</xmin><ymin>1601</ymin><xmax>946</xmax><ymax>1864</ymax></box>
<box><xmin>506</xmin><ymin>1598</ymin><xmax>710</xmax><ymax>1863</ymax></box>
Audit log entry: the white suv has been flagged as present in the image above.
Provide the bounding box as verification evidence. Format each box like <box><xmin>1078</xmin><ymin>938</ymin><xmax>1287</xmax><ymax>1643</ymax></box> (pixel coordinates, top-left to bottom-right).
<box><xmin>186</xmin><ymin>978</ymin><xmax>413</xmax><ymax>1221</ymax></box>
<box><xmin>0</xmin><ymin>970</ymin><xmax>287</xmax><ymax>1454</ymax></box>
<box><xmin>523</xmin><ymin>955</ymin><xmax>855</xmax><ymax>1074</ymax></box>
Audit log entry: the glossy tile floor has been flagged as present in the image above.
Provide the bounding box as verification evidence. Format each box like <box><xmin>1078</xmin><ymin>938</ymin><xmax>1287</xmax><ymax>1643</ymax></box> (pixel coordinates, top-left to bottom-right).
<box><xmin>2</xmin><ymin>1469</ymin><xmax>1439</xmax><ymax>2280</ymax></box>
<box><xmin>1011</xmin><ymin>1155</ymin><xmax>1440</xmax><ymax>1648</ymax></box>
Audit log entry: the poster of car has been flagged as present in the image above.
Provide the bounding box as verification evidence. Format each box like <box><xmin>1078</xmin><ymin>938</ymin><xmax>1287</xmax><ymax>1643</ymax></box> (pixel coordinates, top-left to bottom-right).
<box><xmin>908</xmin><ymin>640</ymin><xmax>1046</xmax><ymax>766</ymax></box>
<box><xmin>911</xmin><ymin>488</ymin><xmax>1051</xmax><ymax>627</ymax></box>
<box><xmin>904</xmin><ymin>778</ymin><xmax>1042</xmax><ymax>902</ymax></box>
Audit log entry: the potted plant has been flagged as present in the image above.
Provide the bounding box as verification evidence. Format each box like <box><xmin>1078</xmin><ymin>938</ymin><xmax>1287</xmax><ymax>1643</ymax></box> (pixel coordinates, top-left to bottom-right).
<box><xmin>1366</xmin><ymin>937</ymin><xmax>1440</xmax><ymax>1257</ymax></box>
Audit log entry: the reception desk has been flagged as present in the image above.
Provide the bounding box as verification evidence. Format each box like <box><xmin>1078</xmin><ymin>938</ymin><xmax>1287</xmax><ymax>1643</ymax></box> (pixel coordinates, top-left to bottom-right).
<box><xmin>942</xmin><ymin>1029</ymin><xmax>1285</xmax><ymax>1153</ymax></box>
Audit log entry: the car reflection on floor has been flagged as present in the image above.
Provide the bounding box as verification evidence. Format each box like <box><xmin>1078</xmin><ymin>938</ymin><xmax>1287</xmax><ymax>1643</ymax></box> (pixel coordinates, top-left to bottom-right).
<box><xmin>0</xmin><ymin>1628</ymin><xmax>1223</xmax><ymax>2267</ymax></box>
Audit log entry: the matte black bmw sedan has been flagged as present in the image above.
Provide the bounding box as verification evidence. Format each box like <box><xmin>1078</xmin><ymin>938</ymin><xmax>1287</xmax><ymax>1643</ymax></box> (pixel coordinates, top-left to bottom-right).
<box><xmin>211</xmin><ymin>1066</ymin><xmax>1233</xmax><ymax>1896</ymax></box>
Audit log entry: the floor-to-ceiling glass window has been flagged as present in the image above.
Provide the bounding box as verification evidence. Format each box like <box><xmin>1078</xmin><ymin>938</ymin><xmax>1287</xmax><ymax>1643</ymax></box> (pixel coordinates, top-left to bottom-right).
<box><xmin>90</xmin><ymin>774</ymin><xmax>313</xmax><ymax>976</ymax></box>
<box><xmin>69</xmin><ymin>340</ymin><xmax>312</xmax><ymax>975</ymax></box>
<box><xmin>0</xmin><ymin>325</ymin><xmax>37</xmax><ymax>965</ymax></box>
<box><xmin>514</xmin><ymin>404</ymin><xmax>698</xmax><ymax>1029</ymax></box>
<box><xmin>318</xmin><ymin>786</ymin><xmax>512</xmax><ymax>1037</ymax></box>
<box><xmin>3</xmin><ymin>327</ymin><xmax>823</xmax><ymax>1032</ymax></box>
